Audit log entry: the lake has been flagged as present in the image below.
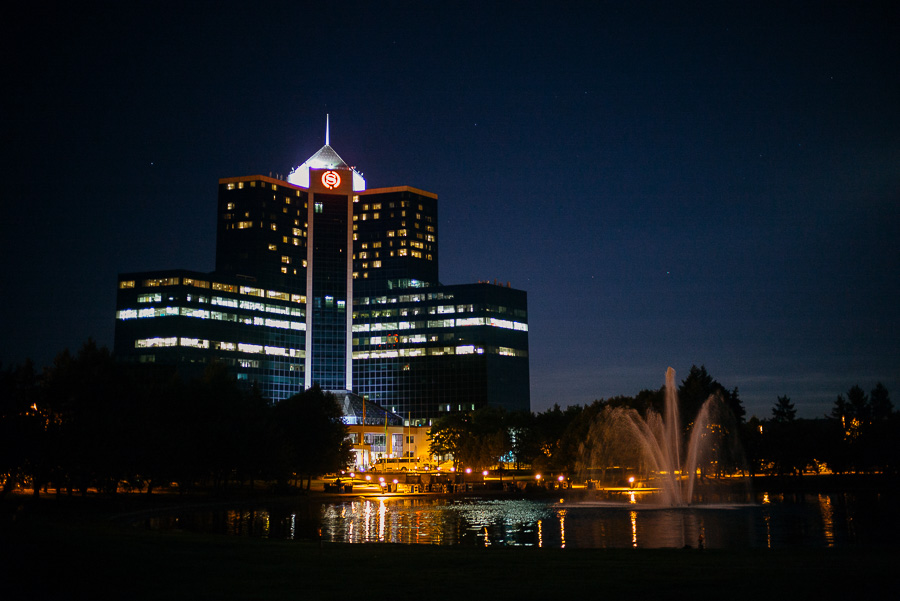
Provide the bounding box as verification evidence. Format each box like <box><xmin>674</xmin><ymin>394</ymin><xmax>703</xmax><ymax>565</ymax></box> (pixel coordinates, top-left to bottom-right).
<box><xmin>145</xmin><ymin>489</ymin><xmax>898</xmax><ymax>549</ymax></box>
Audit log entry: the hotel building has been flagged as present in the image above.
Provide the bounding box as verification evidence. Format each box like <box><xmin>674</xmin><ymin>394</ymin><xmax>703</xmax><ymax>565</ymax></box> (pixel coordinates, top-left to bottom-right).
<box><xmin>115</xmin><ymin>123</ymin><xmax>529</xmax><ymax>423</ymax></box>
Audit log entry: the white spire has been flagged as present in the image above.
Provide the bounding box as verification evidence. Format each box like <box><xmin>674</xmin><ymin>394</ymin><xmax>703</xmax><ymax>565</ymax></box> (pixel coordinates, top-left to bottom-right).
<box><xmin>325</xmin><ymin>114</ymin><xmax>330</xmax><ymax>146</ymax></box>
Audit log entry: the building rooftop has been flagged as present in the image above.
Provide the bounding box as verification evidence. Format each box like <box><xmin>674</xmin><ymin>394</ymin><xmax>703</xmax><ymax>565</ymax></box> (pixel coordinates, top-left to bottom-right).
<box><xmin>334</xmin><ymin>390</ymin><xmax>404</xmax><ymax>426</ymax></box>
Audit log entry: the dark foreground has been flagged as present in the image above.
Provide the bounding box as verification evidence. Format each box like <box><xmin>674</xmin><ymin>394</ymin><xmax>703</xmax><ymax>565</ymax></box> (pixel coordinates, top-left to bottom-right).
<box><xmin>2</xmin><ymin>493</ymin><xmax>897</xmax><ymax>601</ymax></box>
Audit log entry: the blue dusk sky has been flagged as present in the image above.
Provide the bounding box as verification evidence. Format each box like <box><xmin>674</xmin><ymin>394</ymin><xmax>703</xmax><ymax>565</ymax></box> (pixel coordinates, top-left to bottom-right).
<box><xmin>2</xmin><ymin>1</ymin><xmax>898</xmax><ymax>419</ymax></box>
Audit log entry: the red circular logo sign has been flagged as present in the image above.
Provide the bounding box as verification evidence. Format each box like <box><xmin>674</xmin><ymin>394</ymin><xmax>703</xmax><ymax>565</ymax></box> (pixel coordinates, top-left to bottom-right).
<box><xmin>322</xmin><ymin>171</ymin><xmax>341</xmax><ymax>189</ymax></box>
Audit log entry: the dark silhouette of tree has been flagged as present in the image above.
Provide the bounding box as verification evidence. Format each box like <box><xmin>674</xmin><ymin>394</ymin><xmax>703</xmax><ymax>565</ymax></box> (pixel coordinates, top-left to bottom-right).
<box><xmin>467</xmin><ymin>406</ymin><xmax>511</xmax><ymax>470</ymax></box>
<box><xmin>506</xmin><ymin>410</ymin><xmax>536</xmax><ymax>469</ymax></box>
<box><xmin>271</xmin><ymin>385</ymin><xmax>351</xmax><ymax>490</ymax></box>
<box><xmin>428</xmin><ymin>411</ymin><xmax>469</xmax><ymax>471</ymax></box>
<box><xmin>827</xmin><ymin>384</ymin><xmax>889</xmax><ymax>473</ymax></box>
<box><xmin>742</xmin><ymin>416</ymin><xmax>764</xmax><ymax>476</ymax></box>
<box><xmin>772</xmin><ymin>395</ymin><xmax>796</xmax><ymax>423</ymax></box>
<box><xmin>678</xmin><ymin>365</ymin><xmax>746</xmax><ymax>429</ymax></box>
<box><xmin>531</xmin><ymin>404</ymin><xmax>582</xmax><ymax>473</ymax></box>
<box><xmin>847</xmin><ymin>385</ymin><xmax>871</xmax><ymax>422</ymax></box>
<box><xmin>0</xmin><ymin>360</ymin><xmax>43</xmax><ymax>496</ymax></box>
<box><xmin>427</xmin><ymin>407</ymin><xmax>512</xmax><ymax>472</ymax></box>
<box><xmin>870</xmin><ymin>383</ymin><xmax>893</xmax><ymax>421</ymax></box>
<box><xmin>765</xmin><ymin>396</ymin><xmax>804</xmax><ymax>475</ymax></box>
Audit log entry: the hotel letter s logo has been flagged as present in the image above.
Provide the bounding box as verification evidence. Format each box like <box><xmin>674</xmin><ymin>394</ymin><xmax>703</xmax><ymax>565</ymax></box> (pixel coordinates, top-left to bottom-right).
<box><xmin>322</xmin><ymin>171</ymin><xmax>341</xmax><ymax>189</ymax></box>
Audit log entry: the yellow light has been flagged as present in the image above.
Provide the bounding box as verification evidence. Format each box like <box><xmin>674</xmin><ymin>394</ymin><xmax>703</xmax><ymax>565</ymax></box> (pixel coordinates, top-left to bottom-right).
<box><xmin>535</xmin><ymin>474</ymin><xmax>542</xmax><ymax>480</ymax></box>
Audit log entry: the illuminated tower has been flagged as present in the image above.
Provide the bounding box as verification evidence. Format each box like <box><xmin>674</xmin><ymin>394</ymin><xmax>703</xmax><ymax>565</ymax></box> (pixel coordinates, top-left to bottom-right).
<box><xmin>287</xmin><ymin>118</ymin><xmax>365</xmax><ymax>390</ymax></box>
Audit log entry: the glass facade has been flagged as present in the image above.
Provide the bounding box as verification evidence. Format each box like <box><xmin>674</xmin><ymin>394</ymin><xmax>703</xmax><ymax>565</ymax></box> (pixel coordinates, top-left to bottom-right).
<box><xmin>308</xmin><ymin>192</ymin><xmax>351</xmax><ymax>390</ymax></box>
<box><xmin>216</xmin><ymin>177</ymin><xmax>308</xmax><ymax>294</ymax></box>
<box><xmin>115</xmin><ymin>270</ymin><xmax>306</xmax><ymax>400</ymax></box>
<box><xmin>114</xmin><ymin>137</ymin><xmax>530</xmax><ymax>417</ymax></box>
<box><xmin>352</xmin><ymin>283</ymin><xmax>530</xmax><ymax>422</ymax></box>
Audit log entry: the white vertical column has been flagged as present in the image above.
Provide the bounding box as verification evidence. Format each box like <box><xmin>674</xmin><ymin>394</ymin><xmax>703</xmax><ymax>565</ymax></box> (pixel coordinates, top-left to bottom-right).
<box><xmin>304</xmin><ymin>191</ymin><xmax>315</xmax><ymax>389</ymax></box>
<box><xmin>345</xmin><ymin>193</ymin><xmax>354</xmax><ymax>390</ymax></box>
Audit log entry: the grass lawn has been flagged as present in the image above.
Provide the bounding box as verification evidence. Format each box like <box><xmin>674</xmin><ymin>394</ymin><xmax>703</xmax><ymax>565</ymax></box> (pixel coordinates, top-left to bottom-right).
<box><xmin>2</xmin><ymin>494</ymin><xmax>896</xmax><ymax>600</ymax></box>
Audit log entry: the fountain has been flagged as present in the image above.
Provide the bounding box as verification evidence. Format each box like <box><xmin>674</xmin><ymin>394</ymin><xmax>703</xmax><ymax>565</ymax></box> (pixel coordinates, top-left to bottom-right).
<box><xmin>582</xmin><ymin>367</ymin><xmax>738</xmax><ymax>506</ymax></box>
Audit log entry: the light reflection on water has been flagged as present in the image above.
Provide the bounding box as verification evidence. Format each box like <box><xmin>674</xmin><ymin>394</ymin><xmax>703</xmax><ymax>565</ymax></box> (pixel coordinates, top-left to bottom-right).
<box><xmin>145</xmin><ymin>491</ymin><xmax>897</xmax><ymax>549</ymax></box>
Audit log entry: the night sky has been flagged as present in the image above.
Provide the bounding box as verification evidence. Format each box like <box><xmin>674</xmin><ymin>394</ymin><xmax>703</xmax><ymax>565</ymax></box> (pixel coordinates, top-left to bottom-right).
<box><xmin>3</xmin><ymin>2</ymin><xmax>898</xmax><ymax>419</ymax></box>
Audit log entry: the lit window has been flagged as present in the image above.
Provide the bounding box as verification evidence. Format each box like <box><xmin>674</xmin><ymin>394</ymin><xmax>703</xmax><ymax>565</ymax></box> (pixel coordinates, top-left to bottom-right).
<box><xmin>268</xmin><ymin>244</ymin><xmax>277</xmax><ymax>251</ymax></box>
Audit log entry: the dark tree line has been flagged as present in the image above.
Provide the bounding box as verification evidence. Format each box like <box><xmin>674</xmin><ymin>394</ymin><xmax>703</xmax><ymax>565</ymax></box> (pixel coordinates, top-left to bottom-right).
<box><xmin>430</xmin><ymin>366</ymin><xmax>899</xmax><ymax>481</ymax></box>
<box><xmin>430</xmin><ymin>366</ymin><xmax>748</xmax><ymax>479</ymax></box>
<box><xmin>749</xmin><ymin>384</ymin><xmax>898</xmax><ymax>476</ymax></box>
<box><xmin>0</xmin><ymin>340</ymin><xmax>351</xmax><ymax>497</ymax></box>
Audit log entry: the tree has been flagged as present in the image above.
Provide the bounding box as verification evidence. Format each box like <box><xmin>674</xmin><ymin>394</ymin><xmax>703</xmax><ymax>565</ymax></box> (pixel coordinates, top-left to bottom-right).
<box><xmin>870</xmin><ymin>383</ymin><xmax>893</xmax><ymax>421</ymax></box>
<box><xmin>428</xmin><ymin>411</ymin><xmax>469</xmax><ymax>471</ymax></box>
<box><xmin>678</xmin><ymin>365</ymin><xmax>745</xmax><ymax>429</ymax></box>
<box><xmin>468</xmin><ymin>406</ymin><xmax>511</xmax><ymax>470</ymax></box>
<box><xmin>506</xmin><ymin>410</ymin><xmax>536</xmax><ymax>469</ymax></box>
<box><xmin>271</xmin><ymin>385</ymin><xmax>351</xmax><ymax>490</ymax></box>
<box><xmin>847</xmin><ymin>385</ymin><xmax>870</xmax><ymax>422</ymax></box>
<box><xmin>0</xmin><ymin>360</ymin><xmax>42</xmax><ymax>496</ymax></box>
<box><xmin>772</xmin><ymin>396</ymin><xmax>796</xmax><ymax>423</ymax></box>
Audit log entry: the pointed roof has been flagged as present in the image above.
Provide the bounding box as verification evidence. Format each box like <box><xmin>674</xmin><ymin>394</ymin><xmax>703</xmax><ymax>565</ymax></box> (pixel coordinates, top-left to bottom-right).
<box><xmin>287</xmin><ymin>115</ymin><xmax>366</xmax><ymax>190</ymax></box>
<box><xmin>304</xmin><ymin>144</ymin><xmax>350</xmax><ymax>170</ymax></box>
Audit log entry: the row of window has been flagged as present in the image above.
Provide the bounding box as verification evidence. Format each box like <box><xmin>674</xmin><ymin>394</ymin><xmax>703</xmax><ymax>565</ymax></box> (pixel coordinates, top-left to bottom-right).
<box><xmin>117</xmin><ymin>306</ymin><xmax>306</xmax><ymax>331</ymax></box>
<box><xmin>351</xmin><ymin>317</ymin><xmax>528</xmax><ymax>333</ymax></box>
<box><xmin>352</xmin><ymin>345</ymin><xmax>482</xmax><ymax>359</ymax></box>
<box><xmin>353</xmin><ymin>345</ymin><xmax>527</xmax><ymax>358</ymax></box>
<box><xmin>225</xmin><ymin>181</ymin><xmax>303</xmax><ymax>194</ymax></box>
<box><xmin>356</xmin><ymin>292</ymin><xmax>454</xmax><ymax>305</ymax></box>
<box><xmin>119</xmin><ymin>278</ymin><xmax>304</xmax><ymax>304</ymax></box>
<box><xmin>135</xmin><ymin>337</ymin><xmax>305</xmax><ymax>358</ymax></box>
<box><xmin>136</xmin><ymin>293</ymin><xmax>304</xmax><ymax>317</ymax></box>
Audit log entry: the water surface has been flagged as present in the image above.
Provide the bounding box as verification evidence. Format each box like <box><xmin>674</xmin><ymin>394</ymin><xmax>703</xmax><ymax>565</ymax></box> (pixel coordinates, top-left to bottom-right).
<box><xmin>146</xmin><ymin>490</ymin><xmax>897</xmax><ymax>549</ymax></box>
